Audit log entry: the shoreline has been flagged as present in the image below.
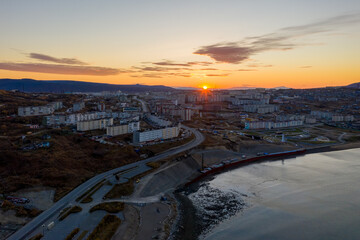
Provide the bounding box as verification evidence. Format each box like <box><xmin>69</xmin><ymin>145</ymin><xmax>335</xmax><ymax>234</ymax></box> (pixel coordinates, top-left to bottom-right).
<box><xmin>169</xmin><ymin>142</ymin><xmax>360</xmax><ymax>240</ymax></box>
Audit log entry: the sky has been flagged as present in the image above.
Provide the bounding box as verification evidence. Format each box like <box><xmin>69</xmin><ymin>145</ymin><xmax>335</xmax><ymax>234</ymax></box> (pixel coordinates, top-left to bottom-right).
<box><xmin>0</xmin><ymin>0</ymin><xmax>359</xmax><ymax>89</ymax></box>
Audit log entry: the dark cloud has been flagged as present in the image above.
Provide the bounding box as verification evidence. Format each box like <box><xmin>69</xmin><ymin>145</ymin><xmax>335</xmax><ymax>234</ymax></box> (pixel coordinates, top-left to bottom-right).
<box><xmin>300</xmin><ymin>65</ymin><xmax>312</xmax><ymax>68</ymax></box>
<box><xmin>238</xmin><ymin>69</ymin><xmax>257</xmax><ymax>71</ymax></box>
<box><xmin>152</xmin><ymin>60</ymin><xmax>191</xmax><ymax>67</ymax></box>
<box><xmin>28</xmin><ymin>53</ymin><xmax>88</xmax><ymax>65</ymax></box>
<box><xmin>200</xmin><ymin>68</ymin><xmax>218</xmax><ymax>70</ymax></box>
<box><xmin>206</xmin><ymin>73</ymin><xmax>229</xmax><ymax>77</ymax></box>
<box><xmin>247</xmin><ymin>63</ymin><xmax>272</xmax><ymax>68</ymax></box>
<box><xmin>152</xmin><ymin>60</ymin><xmax>213</xmax><ymax>67</ymax></box>
<box><xmin>0</xmin><ymin>62</ymin><xmax>121</xmax><ymax>76</ymax></box>
<box><xmin>130</xmin><ymin>72</ymin><xmax>191</xmax><ymax>78</ymax></box>
<box><xmin>141</xmin><ymin>73</ymin><xmax>164</xmax><ymax>78</ymax></box>
<box><xmin>194</xmin><ymin>42</ymin><xmax>253</xmax><ymax>64</ymax></box>
<box><xmin>194</xmin><ymin>13</ymin><xmax>360</xmax><ymax>64</ymax></box>
<box><xmin>187</xmin><ymin>61</ymin><xmax>213</xmax><ymax>66</ymax></box>
<box><xmin>132</xmin><ymin>66</ymin><xmax>188</xmax><ymax>72</ymax></box>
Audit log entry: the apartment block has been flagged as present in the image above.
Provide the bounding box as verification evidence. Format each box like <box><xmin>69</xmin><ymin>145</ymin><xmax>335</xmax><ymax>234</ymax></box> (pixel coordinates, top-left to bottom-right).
<box><xmin>133</xmin><ymin>124</ymin><xmax>180</xmax><ymax>143</ymax></box>
<box><xmin>77</xmin><ymin>118</ymin><xmax>113</xmax><ymax>131</ymax></box>
<box><xmin>43</xmin><ymin>114</ymin><xmax>66</xmax><ymax>126</ymax></box>
<box><xmin>18</xmin><ymin>106</ymin><xmax>54</xmax><ymax>116</ymax></box>
<box><xmin>243</xmin><ymin>104</ymin><xmax>279</xmax><ymax>113</ymax></box>
<box><xmin>73</xmin><ymin>102</ymin><xmax>85</xmax><ymax>112</ymax></box>
<box><xmin>245</xmin><ymin>120</ymin><xmax>303</xmax><ymax>130</ymax></box>
<box><xmin>106</xmin><ymin>121</ymin><xmax>140</xmax><ymax>136</ymax></box>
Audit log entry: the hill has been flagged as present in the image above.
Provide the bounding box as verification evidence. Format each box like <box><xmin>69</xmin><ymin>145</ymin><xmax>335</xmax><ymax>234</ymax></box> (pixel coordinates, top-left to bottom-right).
<box><xmin>0</xmin><ymin>78</ymin><xmax>174</xmax><ymax>93</ymax></box>
<box><xmin>346</xmin><ymin>82</ymin><xmax>360</xmax><ymax>89</ymax></box>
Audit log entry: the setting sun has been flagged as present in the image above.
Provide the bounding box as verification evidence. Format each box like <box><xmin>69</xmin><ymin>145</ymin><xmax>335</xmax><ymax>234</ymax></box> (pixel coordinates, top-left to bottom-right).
<box><xmin>203</xmin><ymin>86</ymin><xmax>208</xmax><ymax>90</ymax></box>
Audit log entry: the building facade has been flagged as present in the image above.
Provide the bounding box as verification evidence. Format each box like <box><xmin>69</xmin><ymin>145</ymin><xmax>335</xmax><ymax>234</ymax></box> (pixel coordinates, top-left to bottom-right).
<box><xmin>106</xmin><ymin>121</ymin><xmax>140</xmax><ymax>136</ymax></box>
<box><xmin>77</xmin><ymin>118</ymin><xmax>113</xmax><ymax>131</ymax></box>
<box><xmin>133</xmin><ymin>124</ymin><xmax>180</xmax><ymax>143</ymax></box>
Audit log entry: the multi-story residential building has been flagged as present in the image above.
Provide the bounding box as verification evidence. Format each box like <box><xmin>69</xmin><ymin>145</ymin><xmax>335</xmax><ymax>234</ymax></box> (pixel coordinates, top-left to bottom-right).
<box><xmin>97</xmin><ymin>102</ymin><xmax>106</xmax><ymax>111</ymax></box>
<box><xmin>231</xmin><ymin>98</ymin><xmax>269</xmax><ymax>105</ymax></box>
<box><xmin>311</xmin><ymin>111</ymin><xmax>354</xmax><ymax>122</ymax></box>
<box><xmin>276</xmin><ymin>115</ymin><xmax>305</xmax><ymax>122</ymax></box>
<box><xmin>243</xmin><ymin>104</ymin><xmax>279</xmax><ymax>113</ymax></box>
<box><xmin>43</xmin><ymin>114</ymin><xmax>66</xmax><ymax>126</ymax></box>
<box><xmin>245</xmin><ymin>120</ymin><xmax>303</xmax><ymax>130</ymax></box>
<box><xmin>73</xmin><ymin>102</ymin><xmax>85</xmax><ymax>112</ymax></box>
<box><xmin>133</xmin><ymin>124</ymin><xmax>180</xmax><ymax>143</ymax></box>
<box><xmin>146</xmin><ymin>114</ymin><xmax>172</xmax><ymax>127</ymax></box>
<box><xmin>66</xmin><ymin>112</ymin><xmax>106</xmax><ymax>124</ymax></box>
<box><xmin>77</xmin><ymin>118</ymin><xmax>113</xmax><ymax>131</ymax></box>
<box><xmin>48</xmin><ymin>101</ymin><xmax>63</xmax><ymax>110</ymax></box>
<box><xmin>181</xmin><ymin>108</ymin><xmax>193</xmax><ymax>121</ymax></box>
<box><xmin>18</xmin><ymin>105</ymin><xmax>55</xmax><ymax>116</ymax></box>
<box><xmin>106</xmin><ymin>122</ymin><xmax>140</xmax><ymax>136</ymax></box>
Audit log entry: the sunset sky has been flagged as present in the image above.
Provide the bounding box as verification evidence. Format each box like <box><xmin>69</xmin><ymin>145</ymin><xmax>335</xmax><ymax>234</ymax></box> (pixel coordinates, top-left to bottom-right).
<box><xmin>1</xmin><ymin>0</ymin><xmax>359</xmax><ymax>89</ymax></box>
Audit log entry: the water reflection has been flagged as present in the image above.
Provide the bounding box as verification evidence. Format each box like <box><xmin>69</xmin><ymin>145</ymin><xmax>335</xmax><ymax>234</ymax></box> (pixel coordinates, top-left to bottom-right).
<box><xmin>195</xmin><ymin>148</ymin><xmax>360</xmax><ymax>240</ymax></box>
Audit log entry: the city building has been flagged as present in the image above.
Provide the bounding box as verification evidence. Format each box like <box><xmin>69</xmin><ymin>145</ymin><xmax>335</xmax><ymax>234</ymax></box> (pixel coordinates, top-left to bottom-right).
<box><xmin>97</xmin><ymin>102</ymin><xmax>106</xmax><ymax>111</ymax></box>
<box><xmin>73</xmin><ymin>102</ymin><xmax>85</xmax><ymax>112</ymax></box>
<box><xmin>133</xmin><ymin>124</ymin><xmax>180</xmax><ymax>143</ymax></box>
<box><xmin>43</xmin><ymin>114</ymin><xmax>66</xmax><ymax>126</ymax></box>
<box><xmin>18</xmin><ymin>105</ymin><xmax>54</xmax><ymax>116</ymax></box>
<box><xmin>77</xmin><ymin>118</ymin><xmax>113</xmax><ymax>131</ymax></box>
<box><xmin>146</xmin><ymin>114</ymin><xmax>172</xmax><ymax>127</ymax></box>
<box><xmin>243</xmin><ymin>104</ymin><xmax>279</xmax><ymax>113</ymax></box>
<box><xmin>245</xmin><ymin>120</ymin><xmax>303</xmax><ymax>130</ymax></box>
<box><xmin>106</xmin><ymin>122</ymin><xmax>140</xmax><ymax>136</ymax></box>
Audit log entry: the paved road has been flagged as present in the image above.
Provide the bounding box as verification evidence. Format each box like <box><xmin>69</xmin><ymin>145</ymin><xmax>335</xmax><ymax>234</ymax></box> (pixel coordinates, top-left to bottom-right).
<box><xmin>8</xmin><ymin>125</ymin><xmax>203</xmax><ymax>240</ymax></box>
<box><xmin>137</xmin><ymin>98</ymin><xmax>149</xmax><ymax>113</ymax></box>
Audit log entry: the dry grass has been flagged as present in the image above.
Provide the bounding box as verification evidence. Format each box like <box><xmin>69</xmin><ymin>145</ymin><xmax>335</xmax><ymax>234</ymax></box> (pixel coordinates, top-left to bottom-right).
<box><xmin>0</xmin><ymin>125</ymin><xmax>140</xmax><ymax>200</ymax></box>
<box><xmin>59</xmin><ymin>206</ymin><xmax>82</xmax><ymax>221</ymax></box>
<box><xmin>65</xmin><ymin>228</ymin><xmax>80</xmax><ymax>240</ymax></box>
<box><xmin>146</xmin><ymin>161</ymin><xmax>162</xmax><ymax>169</ymax></box>
<box><xmin>77</xmin><ymin>180</ymin><xmax>106</xmax><ymax>203</ymax></box>
<box><xmin>0</xmin><ymin>200</ymin><xmax>42</xmax><ymax>218</ymax></box>
<box><xmin>142</xmin><ymin>134</ymin><xmax>195</xmax><ymax>155</ymax></box>
<box><xmin>105</xmin><ymin>181</ymin><xmax>134</xmax><ymax>199</ymax></box>
<box><xmin>29</xmin><ymin>233</ymin><xmax>43</xmax><ymax>240</ymax></box>
<box><xmin>86</xmin><ymin>214</ymin><xmax>121</xmax><ymax>240</ymax></box>
<box><xmin>105</xmin><ymin>168</ymin><xmax>157</xmax><ymax>199</ymax></box>
<box><xmin>89</xmin><ymin>202</ymin><xmax>125</xmax><ymax>213</ymax></box>
<box><xmin>77</xmin><ymin>230</ymin><xmax>88</xmax><ymax>240</ymax></box>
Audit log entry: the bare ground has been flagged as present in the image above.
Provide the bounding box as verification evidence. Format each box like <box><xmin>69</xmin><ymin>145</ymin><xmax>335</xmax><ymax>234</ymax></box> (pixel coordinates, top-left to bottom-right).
<box><xmin>112</xmin><ymin>204</ymin><xmax>139</xmax><ymax>240</ymax></box>
<box><xmin>13</xmin><ymin>186</ymin><xmax>55</xmax><ymax>210</ymax></box>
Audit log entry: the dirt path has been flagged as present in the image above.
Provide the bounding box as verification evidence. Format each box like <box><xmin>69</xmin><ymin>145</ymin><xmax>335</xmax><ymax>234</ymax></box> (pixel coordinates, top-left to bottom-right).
<box><xmin>135</xmin><ymin>203</ymin><xmax>171</xmax><ymax>240</ymax></box>
<box><xmin>112</xmin><ymin>204</ymin><xmax>140</xmax><ymax>240</ymax></box>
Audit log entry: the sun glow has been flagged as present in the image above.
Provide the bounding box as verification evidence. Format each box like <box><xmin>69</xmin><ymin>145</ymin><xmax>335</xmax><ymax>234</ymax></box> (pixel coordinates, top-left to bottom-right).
<box><xmin>202</xmin><ymin>85</ymin><xmax>208</xmax><ymax>90</ymax></box>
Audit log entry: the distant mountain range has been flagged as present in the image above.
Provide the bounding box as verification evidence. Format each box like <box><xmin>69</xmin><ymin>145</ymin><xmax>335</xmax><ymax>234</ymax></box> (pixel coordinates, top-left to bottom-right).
<box><xmin>346</xmin><ymin>82</ymin><xmax>360</xmax><ymax>89</ymax></box>
<box><xmin>0</xmin><ymin>79</ymin><xmax>174</xmax><ymax>93</ymax></box>
<box><xmin>228</xmin><ymin>86</ymin><xmax>291</xmax><ymax>90</ymax></box>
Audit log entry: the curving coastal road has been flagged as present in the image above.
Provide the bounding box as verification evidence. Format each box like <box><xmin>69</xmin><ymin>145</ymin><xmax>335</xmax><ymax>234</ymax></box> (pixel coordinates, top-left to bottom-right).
<box><xmin>8</xmin><ymin>125</ymin><xmax>204</xmax><ymax>240</ymax></box>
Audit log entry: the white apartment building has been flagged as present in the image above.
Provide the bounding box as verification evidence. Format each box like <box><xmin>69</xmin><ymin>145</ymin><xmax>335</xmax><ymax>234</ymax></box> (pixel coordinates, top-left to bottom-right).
<box><xmin>43</xmin><ymin>114</ymin><xmax>66</xmax><ymax>126</ymax></box>
<box><xmin>73</xmin><ymin>102</ymin><xmax>85</xmax><ymax>112</ymax></box>
<box><xmin>231</xmin><ymin>98</ymin><xmax>269</xmax><ymax>105</ymax></box>
<box><xmin>181</xmin><ymin>108</ymin><xmax>193</xmax><ymax>121</ymax></box>
<box><xmin>106</xmin><ymin>122</ymin><xmax>140</xmax><ymax>136</ymax></box>
<box><xmin>146</xmin><ymin>114</ymin><xmax>172</xmax><ymax>127</ymax></box>
<box><xmin>243</xmin><ymin>104</ymin><xmax>279</xmax><ymax>113</ymax></box>
<box><xmin>18</xmin><ymin>105</ymin><xmax>54</xmax><ymax>116</ymax></box>
<box><xmin>48</xmin><ymin>101</ymin><xmax>63</xmax><ymax>110</ymax></box>
<box><xmin>245</xmin><ymin>120</ymin><xmax>303</xmax><ymax>130</ymax></box>
<box><xmin>133</xmin><ymin>124</ymin><xmax>180</xmax><ymax>143</ymax></box>
<box><xmin>77</xmin><ymin>118</ymin><xmax>113</xmax><ymax>131</ymax></box>
<box><xmin>311</xmin><ymin>111</ymin><xmax>354</xmax><ymax>122</ymax></box>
